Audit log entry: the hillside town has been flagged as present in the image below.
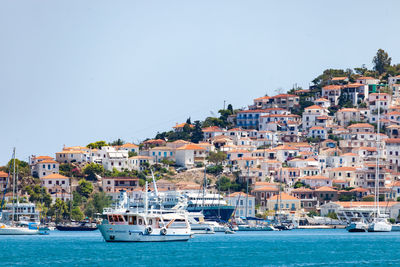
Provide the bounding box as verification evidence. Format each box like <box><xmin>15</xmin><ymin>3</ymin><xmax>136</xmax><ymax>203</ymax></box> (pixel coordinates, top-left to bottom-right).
<box><xmin>2</xmin><ymin>49</ymin><xmax>400</xmax><ymax>226</ymax></box>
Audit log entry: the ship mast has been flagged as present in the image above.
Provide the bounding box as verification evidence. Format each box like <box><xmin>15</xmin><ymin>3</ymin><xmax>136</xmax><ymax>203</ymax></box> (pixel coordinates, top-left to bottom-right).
<box><xmin>375</xmin><ymin>88</ymin><xmax>381</xmax><ymax>219</ymax></box>
<box><xmin>12</xmin><ymin>147</ymin><xmax>16</xmax><ymax>224</ymax></box>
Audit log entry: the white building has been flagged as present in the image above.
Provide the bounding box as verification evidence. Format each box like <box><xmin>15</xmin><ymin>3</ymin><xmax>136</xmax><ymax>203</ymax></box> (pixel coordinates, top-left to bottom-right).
<box><xmin>225</xmin><ymin>192</ymin><xmax>255</xmax><ymax>218</ymax></box>
<box><xmin>97</xmin><ymin>146</ymin><xmax>129</xmax><ymax>171</ymax></box>
<box><xmin>302</xmin><ymin>105</ymin><xmax>328</xmax><ymax>131</ymax></box>
<box><xmin>30</xmin><ymin>156</ymin><xmax>59</xmax><ymax>178</ymax></box>
<box><xmin>175</xmin><ymin>144</ymin><xmax>207</xmax><ymax>168</ymax></box>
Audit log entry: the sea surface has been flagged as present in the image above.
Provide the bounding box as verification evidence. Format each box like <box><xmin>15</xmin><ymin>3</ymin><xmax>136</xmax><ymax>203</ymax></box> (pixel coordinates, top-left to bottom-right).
<box><xmin>1</xmin><ymin>229</ymin><xmax>400</xmax><ymax>266</ymax></box>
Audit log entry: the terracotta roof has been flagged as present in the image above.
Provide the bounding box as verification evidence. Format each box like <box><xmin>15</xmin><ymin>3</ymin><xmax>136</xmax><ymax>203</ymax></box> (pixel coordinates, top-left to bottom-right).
<box><xmin>348</xmin><ymin>123</ymin><xmax>374</xmax><ymax>128</ymax></box>
<box><xmin>341</xmin><ymin>152</ymin><xmax>358</xmax><ymax>156</ymax></box>
<box><xmin>227</xmin><ymin>192</ymin><xmax>254</xmax><ymax>198</ymax></box>
<box><xmin>56</xmin><ymin>150</ymin><xmax>84</xmax><ymax>154</ymax></box>
<box><xmin>176</xmin><ymin>144</ymin><xmax>206</xmax><ymax>150</ymax></box>
<box><xmin>304</xmin><ymin>105</ymin><xmax>324</xmax><ymax>110</ymax></box>
<box><xmin>0</xmin><ymin>171</ymin><xmax>8</xmax><ymax>178</ymax></box>
<box><xmin>315</xmin><ymin>98</ymin><xmax>329</xmax><ymax>102</ymax></box>
<box><xmin>143</xmin><ymin>139</ymin><xmax>166</xmax><ymax>144</ymax></box>
<box><xmin>202</xmin><ymin>126</ymin><xmax>223</xmax><ymax>132</ymax></box>
<box><xmin>120</xmin><ymin>143</ymin><xmax>139</xmax><ymax>148</ymax></box>
<box><xmin>349</xmin><ymin>188</ymin><xmax>369</xmax><ymax>193</ymax></box>
<box><xmin>310</xmin><ymin>126</ymin><xmax>325</xmax><ymax>130</ymax></box>
<box><xmin>331</xmin><ymin>77</ymin><xmax>348</xmax><ymax>81</ymax></box>
<box><xmin>173</xmin><ymin>123</ymin><xmax>194</xmax><ymax>129</ymax></box>
<box><xmin>37</xmin><ymin>160</ymin><xmax>58</xmax><ymax>164</ymax></box>
<box><xmin>343</xmin><ymin>83</ymin><xmax>364</xmax><ymax>88</ymax></box>
<box><xmin>330</xmin><ymin>167</ymin><xmax>356</xmax><ymax>171</ymax></box>
<box><xmin>34</xmin><ymin>156</ymin><xmax>54</xmax><ymax>160</ymax></box>
<box><xmin>315</xmin><ymin>186</ymin><xmax>337</xmax><ymax>192</ymax></box>
<box><xmin>267</xmin><ymin>192</ymin><xmax>299</xmax><ymax>201</ymax></box>
<box><xmin>291</xmin><ymin>187</ymin><xmax>313</xmax><ymax>192</ymax></box>
<box><xmin>338</xmin><ymin>108</ymin><xmax>358</xmax><ymax>112</ymax></box>
<box><xmin>253</xmin><ymin>186</ymin><xmax>279</xmax><ymax>192</ymax></box>
<box><xmin>322</xmin><ymin>85</ymin><xmax>342</xmax><ymax>90</ymax></box>
<box><xmin>357</xmin><ymin>76</ymin><xmax>376</xmax><ymax>80</ymax></box>
<box><xmin>386</xmin><ymin>138</ymin><xmax>400</xmax><ymax>144</ymax></box>
<box><xmin>272</xmin><ymin>94</ymin><xmax>297</xmax><ymax>98</ymax></box>
<box><xmin>40</xmin><ymin>173</ymin><xmax>69</xmax><ymax>179</ymax></box>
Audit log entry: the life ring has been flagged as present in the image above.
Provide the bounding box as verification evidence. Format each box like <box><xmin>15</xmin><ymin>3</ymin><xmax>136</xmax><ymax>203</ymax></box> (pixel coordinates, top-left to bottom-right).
<box><xmin>145</xmin><ymin>226</ymin><xmax>153</xmax><ymax>235</ymax></box>
<box><xmin>160</xmin><ymin>228</ymin><xmax>167</xmax><ymax>235</ymax></box>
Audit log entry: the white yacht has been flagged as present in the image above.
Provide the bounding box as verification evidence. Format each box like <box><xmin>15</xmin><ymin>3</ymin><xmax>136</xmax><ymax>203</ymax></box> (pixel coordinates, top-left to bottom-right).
<box><xmin>367</xmin><ymin>100</ymin><xmax>392</xmax><ymax>233</ymax></box>
<box><xmin>346</xmin><ymin>220</ymin><xmax>368</xmax><ymax>232</ymax></box>
<box><xmin>368</xmin><ymin>216</ymin><xmax>392</xmax><ymax>232</ymax></box>
<box><xmin>98</xmin><ymin>182</ymin><xmax>192</xmax><ymax>242</ymax></box>
<box><xmin>0</xmin><ymin>223</ymin><xmax>39</xmax><ymax>235</ymax></box>
<box><xmin>188</xmin><ymin>213</ymin><xmax>215</xmax><ymax>234</ymax></box>
<box><xmin>0</xmin><ymin>149</ymin><xmax>40</xmax><ymax>235</ymax></box>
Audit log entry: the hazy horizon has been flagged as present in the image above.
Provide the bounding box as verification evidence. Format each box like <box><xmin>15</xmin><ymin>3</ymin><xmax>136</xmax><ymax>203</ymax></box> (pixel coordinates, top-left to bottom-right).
<box><xmin>1</xmin><ymin>0</ymin><xmax>400</xmax><ymax>164</ymax></box>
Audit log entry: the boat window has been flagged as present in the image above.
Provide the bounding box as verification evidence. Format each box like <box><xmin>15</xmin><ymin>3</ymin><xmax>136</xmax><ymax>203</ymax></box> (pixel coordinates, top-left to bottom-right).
<box><xmin>129</xmin><ymin>216</ymin><xmax>134</xmax><ymax>225</ymax></box>
<box><xmin>149</xmin><ymin>219</ymin><xmax>153</xmax><ymax>225</ymax></box>
<box><xmin>118</xmin><ymin>215</ymin><xmax>124</xmax><ymax>222</ymax></box>
<box><xmin>138</xmin><ymin>218</ymin><xmax>142</xmax><ymax>225</ymax></box>
<box><xmin>124</xmin><ymin>215</ymin><xmax>128</xmax><ymax>222</ymax></box>
<box><xmin>108</xmin><ymin>215</ymin><xmax>114</xmax><ymax>222</ymax></box>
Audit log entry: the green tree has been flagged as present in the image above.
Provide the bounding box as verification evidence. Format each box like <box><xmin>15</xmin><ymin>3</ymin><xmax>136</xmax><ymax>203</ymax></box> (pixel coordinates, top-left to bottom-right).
<box><xmin>6</xmin><ymin>158</ymin><xmax>30</xmax><ymax>178</ymax></box>
<box><xmin>128</xmin><ymin>151</ymin><xmax>138</xmax><ymax>157</ymax></box>
<box><xmin>52</xmin><ymin>199</ymin><xmax>70</xmax><ymax>223</ymax></box>
<box><xmin>59</xmin><ymin>163</ymin><xmax>74</xmax><ymax>177</ymax></box>
<box><xmin>25</xmin><ymin>185</ymin><xmax>52</xmax><ymax>207</ymax></box>
<box><xmin>87</xmin><ymin>141</ymin><xmax>108</xmax><ymax>149</ymax></box>
<box><xmin>326</xmin><ymin>212</ymin><xmax>338</xmax><ymax>220</ymax></box>
<box><xmin>216</xmin><ymin>176</ymin><xmax>240</xmax><ymax>191</ymax></box>
<box><xmin>206</xmin><ymin>165</ymin><xmax>223</xmax><ymax>175</ymax></box>
<box><xmin>71</xmin><ymin>207</ymin><xmax>85</xmax><ymax>221</ymax></box>
<box><xmin>373</xmin><ymin>49</ymin><xmax>392</xmax><ymax>75</ymax></box>
<box><xmin>191</xmin><ymin>120</ymin><xmax>204</xmax><ymax>143</ymax></box>
<box><xmin>186</xmin><ymin>117</ymin><xmax>192</xmax><ymax>124</ymax></box>
<box><xmin>83</xmin><ymin>163</ymin><xmax>104</xmax><ymax>180</ymax></box>
<box><xmin>77</xmin><ymin>179</ymin><xmax>93</xmax><ymax>198</ymax></box>
<box><xmin>92</xmin><ymin>192</ymin><xmax>112</xmax><ymax>214</ymax></box>
<box><xmin>84</xmin><ymin>201</ymin><xmax>96</xmax><ymax>218</ymax></box>
<box><xmin>109</xmin><ymin>138</ymin><xmax>125</xmax><ymax>146</ymax></box>
<box><xmin>207</xmin><ymin>151</ymin><xmax>227</xmax><ymax>165</ymax></box>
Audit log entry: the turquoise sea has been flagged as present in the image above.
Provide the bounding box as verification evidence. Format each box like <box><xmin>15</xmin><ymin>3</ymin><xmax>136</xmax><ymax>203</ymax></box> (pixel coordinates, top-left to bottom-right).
<box><xmin>1</xmin><ymin>229</ymin><xmax>400</xmax><ymax>266</ymax></box>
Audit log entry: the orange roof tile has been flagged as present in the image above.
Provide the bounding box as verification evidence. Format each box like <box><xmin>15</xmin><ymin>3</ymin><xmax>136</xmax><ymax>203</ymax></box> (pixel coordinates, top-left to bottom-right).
<box><xmin>253</xmin><ymin>186</ymin><xmax>279</xmax><ymax>192</ymax></box>
<box><xmin>40</xmin><ymin>173</ymin><xmax>69</xmax><ymax>179</ymax></box>
<box><xmin>267</xmin><ymin>192</ymin><xmax>299</xmax><ymax>201</ymax></box>
<box><xmin>176</xmin><ymin>144</ymin><xmax>206</xmax><ymax>150</ymax></box>
<box><xmin>304</xmin><ymin>105</ymin><xmax>323</xmax><ymax>110</ymax></box>
<box><xmin>348</xmin><ymin>123</ymin><xmax>374</xmax><ymax>128</ymax></box>
<box><xmin>0</xmin><ymin>171</ymin><xmax>8</xmax><ymax>178</ymax></box>
<box><xmin>173</xmin><ymin>123</ymin><xmax>194</xmax><ymax>129</ymax></box>
<box><xmin>315</xmin><ymin>186</ymin><xmax>337</xmax><ymax>192</ymax></box>
<box><xmin>120</xmin><ymin>143</ymin><xmax>139</xmax><ymax>148</ymax></box>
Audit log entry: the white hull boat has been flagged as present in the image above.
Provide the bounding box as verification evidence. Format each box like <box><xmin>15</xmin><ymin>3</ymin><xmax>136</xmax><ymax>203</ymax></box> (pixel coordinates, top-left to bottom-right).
<box><xmin>0</xmin><ymin>225</ymin><xmax>39</xmax><ymax>235</ymax></box>
<box><xmin>346</xmin><ymin>222</ymin><xmax>368</xmax><ymax>232</ymax></box>
<box><xmin>98</xmin><ymin>224</ymin><xmax>191</xmax><ymax>242</ymax></box>
<box><xmin>368</xmin><ymin>219</ymin><xmax>392</xmax><ymax>232</ymax></box>
<box><xmin>190</xmin><ymin>223</ymin><xmax>215</xmax><ymax>234</ymax></box>
<box><xmin>98</xmin><ymin>183</ymin><xmax>192</xmax><ymax>242</ymax></box>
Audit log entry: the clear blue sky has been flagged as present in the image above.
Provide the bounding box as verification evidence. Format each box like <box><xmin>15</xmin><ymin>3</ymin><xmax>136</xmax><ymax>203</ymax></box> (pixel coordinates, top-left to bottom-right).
<box><xmin>1</xmin><ymin>0</ymin><xmax>399</xmax><ymax>164</ymax></box>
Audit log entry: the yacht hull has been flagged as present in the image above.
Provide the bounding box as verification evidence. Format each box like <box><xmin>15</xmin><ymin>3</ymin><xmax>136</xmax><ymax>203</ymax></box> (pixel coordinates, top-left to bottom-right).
<box><xmin>0</xmin><ymin>227</ymin><xmax>39</xmax><ymax>235</ymax></box>
<box><xmin>368</xmin><ymin>221</ymin><xmax>392</xmax><ymax>232</ymax></box>
<box><xmin>346</xmin><ymin>222</ymin><xmax>368</xmax><ymax>232</ymax></box>
<box><xmin>98</xmin><ymin>224</ymin><xmax>192</xmax><ymax>242</ymax></box>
